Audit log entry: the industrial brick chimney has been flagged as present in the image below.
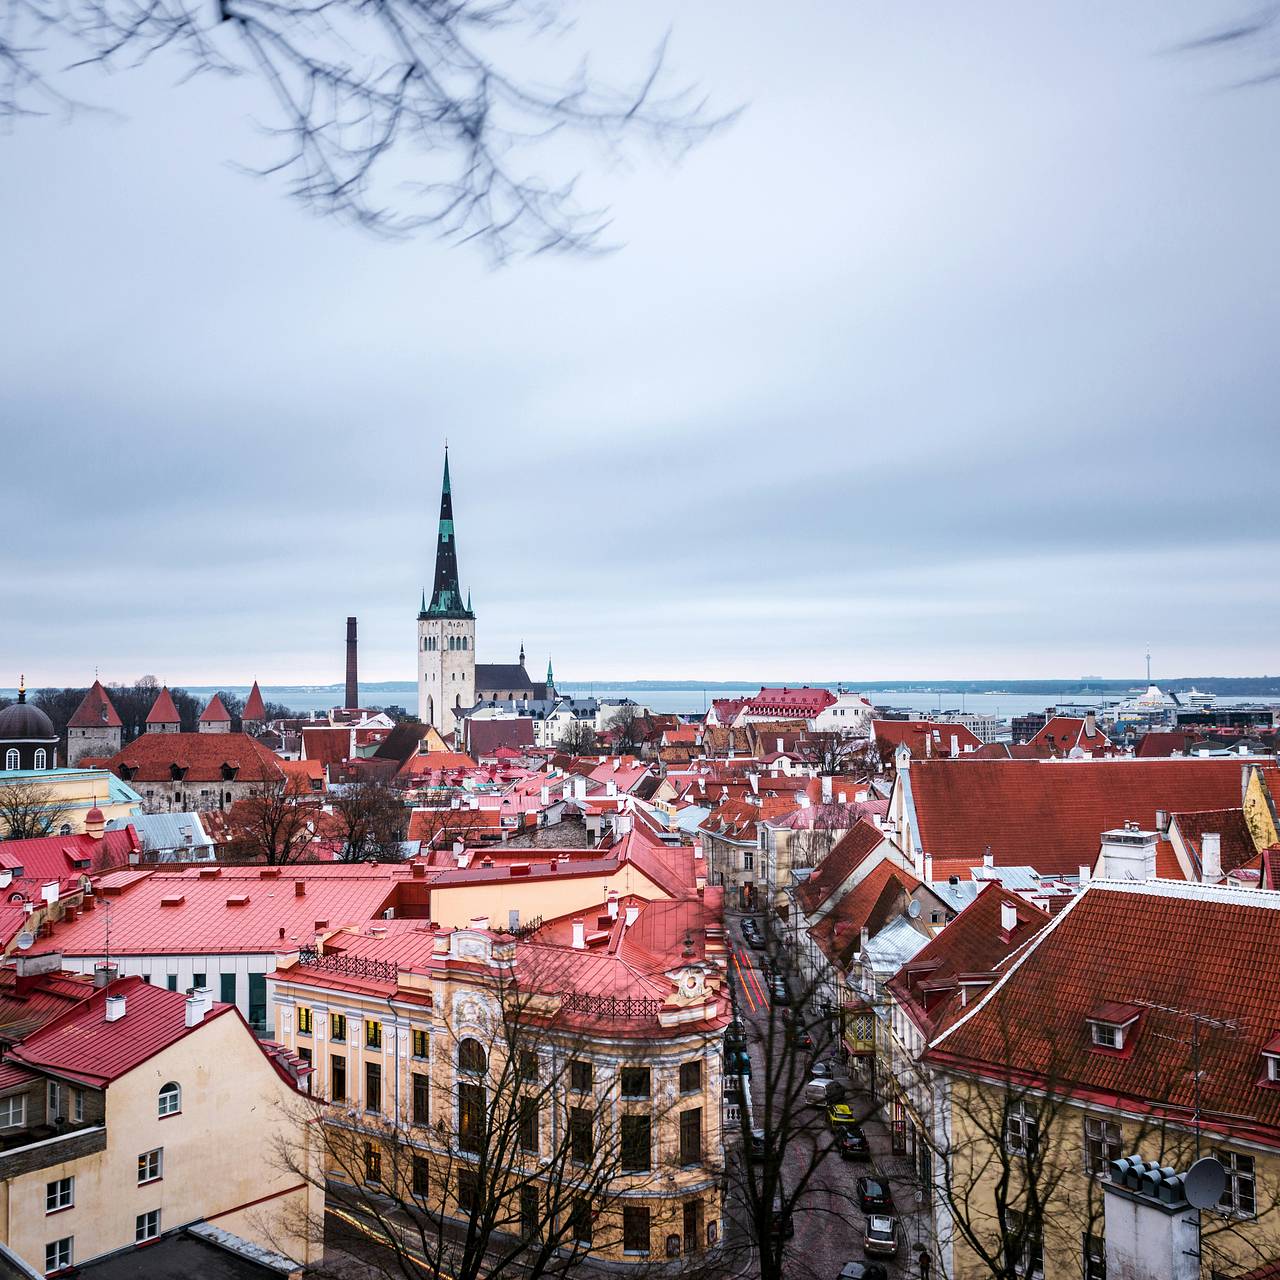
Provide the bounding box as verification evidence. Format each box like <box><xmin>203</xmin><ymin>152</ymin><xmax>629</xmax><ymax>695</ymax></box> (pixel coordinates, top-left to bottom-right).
<box><xmin>345</xmin><ymin>616</ymin><xmax>359</xmax><ymax>710</ymax></box>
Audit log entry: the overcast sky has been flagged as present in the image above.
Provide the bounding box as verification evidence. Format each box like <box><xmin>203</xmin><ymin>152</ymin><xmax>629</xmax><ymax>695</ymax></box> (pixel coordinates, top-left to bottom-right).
<box><xmin>5</xmin><ymin>1</ymin><xmax>1278</xmax><ymax>686</ymax></box>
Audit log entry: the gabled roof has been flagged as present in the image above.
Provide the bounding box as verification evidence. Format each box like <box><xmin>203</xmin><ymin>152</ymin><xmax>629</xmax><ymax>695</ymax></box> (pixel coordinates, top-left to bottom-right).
<box><xmin>1136</xmin><ymin>730</ymin><xmax>1199</xmax><ymax>758</ymax></box>
<box><xmin>929</xmin><ymin>881</ymin><xmax>1280</xmax><ymax>1144</ymax></box>
<box><xmin>68</xmin><ymin>681</ymin><xmax>123</xmax><ymax>730</ymax></box>
<box><xmin>0</xmin><ymin>827</ymin><xmax>140</xmax><ymax>880</ymax></box>
<box><xmin>7</xmin><ymin>975</ymin><xmax>234</xmax><ymax>1086</ymax></box>
<box><xmin>887</xmin><ymin>883</ymin><xmax>1050</xmax><ymax>1038</ymax></box>
<box><xmin>1026</xmin><ymin>716</ymin><xmax>1113</xmax><ymax>756</ymax></box>
<box><xmin>744</xmin><ymin>687</ymin><xmax>837</xmax><ymax>717</ymax></box>
<box><xmin>807</xmin><ymin>858</ymin><xmax>923</xmax><ymax>969</ymax></box>
<box><xmin>299</xmin><ymin>727</ymin><xmax>351</xmax><ymax>767</ymax></box>
<box><xmin>1171</xmin><ymin>807</ymin><xmax>1256</xmax><ymax>878</ymax></box>
<box><xmin>874</xmin><ymin>720</ymin><xmax>983</xmax><ymax>758</ymax></box>
<box><xmin>0</xmin><ymin>967</ymin><xmax>96</xmax><ymax>1045</ymax></box>
<box><xmin>242</xmin><ymin>681</ymin><xmax>267</xmax><ymax>722</ymax></box>
<box><xmin>476</xmin><ymin>664</ymin><xmax>535</xmax><ymax>691</ymax></box>
<box><xmin>908</xmin><ymin>758</ymin><xmax>1278</xmax><ymax>879</ymax></box>
<box><xmin>146</xmin><ymin>686</ymin><xmax>181</xmax><ymax>726</ymax></box>
<box><xmin>199</xmin><ymin>694</ymin><xmax>232</xmax><ymax>723</ymax></box>
<box><xmin>794</xmin><ymin>820</ymin><xmax>889</xmax><ymax>916</ymax></box>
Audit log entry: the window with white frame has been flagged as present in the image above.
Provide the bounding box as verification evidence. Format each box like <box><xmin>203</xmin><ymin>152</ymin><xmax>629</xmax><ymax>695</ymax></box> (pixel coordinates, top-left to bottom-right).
<box><xmin>1004</xmin><ymin>1208</ymin><xmax>1044</xmax><ymax>1277</ymax></box>
<box><xmin>157</xmin><ymin>1082</ymin><xmax>180</xmax><ymax>1117</ymax></box>
<box><xmin>1005</xmin><ymin>1100</ymin><xmax>1038</xmax><ymax>1156</ymax></box>
<box><xmin>1216</xmin><ymin>1148</ymin><xmax>1256</xmax><ymax>1218</ymax></box>
<box><xmin>1264</xmin><ymin>1053</ymin><xmax>1280</xmax><ymax>1083</ymax></box>
<box><xmin>45</xmin><ymin>1177</ymin><xmax>74</xmax><ymax>1213</ymax></box>
<box><xmin>1084</xmin><ymin>1116</ymin><xmax>1122</xmax><ymax>1176</ymax></box>
<box><xmin>47</xmin><ymin>1081</ymin><xmax>63</xmax><ymax>1120</ymax></box>
<box><xmin>743</xmin><ymin>847</ymin><xmax>754</xmax><ymax>871</ymax></box>
<box><xmin>4</xmin><ymin>749</ymin><xmax>18</xmax><ymax>770</ymax></box>
<box><xmin>45</xmin><ymin>1237</ymin><xmax>73</xmax><ymax>1272</ymax></box>
<box><xmin>0</xmin><ymin>1094</ymin><xmax>25</xmax><ymax>1127</ymax></box>
<box><xmin>138</xmin><ymin>1148</ymin><xmax>163</xmax><ymax>1184</ymax></box>
<box><xmin>135</xmin><ymin>1210</ymin><xmax>161</xmax><ymax>1243</ymax></box>
<box><xmin>1091</xmin><ymin>1022</ymin><xmax>1121</xmax><ymax>1049</ymax></box>
<box><xmin>72</xmin><ymin>1090</ymin><xmax>83</xmax><ymax>1124</ymax></box>
<box><xmin>34</xmin><ymin>749</ymin><xmax>46</xmax><ymax>769</ymax></box>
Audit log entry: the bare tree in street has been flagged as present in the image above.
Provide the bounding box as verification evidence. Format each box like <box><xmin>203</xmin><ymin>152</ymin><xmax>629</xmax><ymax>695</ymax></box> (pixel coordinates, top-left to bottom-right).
<box><xmin>0</xmin><ymin>779</ymin><xmax>73</xmax><ymax>839</ymax></box>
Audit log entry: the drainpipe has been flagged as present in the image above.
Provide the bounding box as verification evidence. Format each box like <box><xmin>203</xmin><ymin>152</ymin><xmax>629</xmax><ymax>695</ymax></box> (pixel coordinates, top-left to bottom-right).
<box><xmin>385</xmin><ymin>994</ymin><xmax>402</xmax><ymax>1126</ymax></box>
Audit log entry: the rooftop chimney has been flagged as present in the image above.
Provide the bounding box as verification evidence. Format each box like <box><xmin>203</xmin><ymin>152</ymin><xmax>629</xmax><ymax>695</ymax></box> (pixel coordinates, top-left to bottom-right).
<box><xmin>345</xmin><ymin>616</ymin><xmax>359</xmax><ymax>710</ymax></box>
<box><xmin>104</xmin><ymin>994</ymin><xmax>126</xmax><ymax>1022</ymax></box>
<box><xmin>93</xmin><ymin>961</ymin><xmax>118</xmax><ymax>988</ymax></box>
<box><xmin>1001</xmin><ymin>901</ymin><xmax>1019</xmax><ymax>933</ymax></box>
<box><xmin>294</xmin><ymin>880</ymin><xmax>306</xmax><ymax>897</ymax></box>
<box><xmin>1085</xmin><ymin>710</ymin><xmax>1097</xmax><ymax>737</ymax></box>
<box><xmin>1201</xmin><ymin>832</ymin><xmax>1223</xmax><ymax>884</ymax></box>
<box><xmin>821</xmin><ymin>774</ymin><xmax>832</xmax><ymax>803</ymax></box>
<box><xmin>624</xmin><ymin>905</ymin><xmax>640</xmax><ymax>927</ymax></box>
<box><xmin>1080</xmin><ymin>864</ymin><xmax>1091</xmax><ymax>885</ymax></box>
<box><xmin>571</xmin><ymin>918</ymin><xmax>585</xmax><ymax>949</ymax></box>
<box><xmin>1100</xmin><ymin>825</ymin><xmax>1158</xmax><ymax>881</ymax></box>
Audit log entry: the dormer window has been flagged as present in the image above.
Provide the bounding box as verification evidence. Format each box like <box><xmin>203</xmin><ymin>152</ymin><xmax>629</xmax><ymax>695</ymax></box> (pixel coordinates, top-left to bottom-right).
<box><xmin>1085</xmin><ymin>1002</ymin><xmax>1143</xmax><ymax>1053</ymax></box>
<box><xmin>1258</xmin><ymin>1033</ymin><xmax>1280</xmax><ymax>1086</ymax></box>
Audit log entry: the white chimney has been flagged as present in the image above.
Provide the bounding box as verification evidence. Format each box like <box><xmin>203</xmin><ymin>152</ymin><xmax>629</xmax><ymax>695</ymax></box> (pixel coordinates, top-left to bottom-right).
<box><xmin>540</xmin><ymin>785</ymin><xmax>550</xmax><ymax>805</ymax></box>
<box><xmin>470</xmin><ymin>916</ymin><xmax>489</xmax><ymax>931</ymax></box>
<box><xmin>185</xmin><ymin>996</ymin><xmax>206</xmax><ymax>1027</ymax></box>
<box><xmin>1001</xmin><ymin>901</ymin><xmax>1018</xmax><ymax>933</ymax></box>
<box><xmin>924</xmin><ymin>853</ymin><xmax>933</xmax><ymax>882</ymax></box>
<box><xmin>624</xmin><ymin>905</ymin><xmax>640</xmax><ymax>927</ymax></box>
<box><xmin>1201</xmin><ymin>833</ymin><xmax>1222</xmax><ymax>884</ymax></box>
<box><xmin>571</xmin><ymin>919</ymin><xmax>585</xmax><ymax>949</ymax></box>
<box><xmin>1100</xmin><ymin>826</ymin><xmax>1158</xmax><ymax>881</ymax></box>
<box><xmin>983</xmin><ymin>850</ymin><xmax>994</xmax><ymax>869</ymax></box>
<box><xmin>606</xmin><ymin>780</ymin><xmax>617</xmax><ymax>798</ymax></box>
<box><xmin>821</xmin><ymin>775</ymin><xmax>832</xmax><ymax>803</ymax></box>
<box><xmin>1085</xmin><ymin>710</ymin><xmax>1097</xmax><ymax>737</ymax></box>
<box><xmin>606</xmin><ymin>893</ymin><xmax>619</xmax><ymax>920</ymax></box>
<box><xmin>0</xmin><ymin>869</ymin><xmax>10</xmax><ymax>890</ymax></box>
<box><xmin>950</xmin><ymin>734</ymin><xmax>960</xmax><ymax>758</ymax></box>
<box><xmin>1079</xmin><ymin>864</ymin><xmax>1091</xmax><ymax>885</ymax></box>
<box><xmin>104</xmin><ymin>994</ymin><xmax>126</xmax><ymax>1022</ymax></box>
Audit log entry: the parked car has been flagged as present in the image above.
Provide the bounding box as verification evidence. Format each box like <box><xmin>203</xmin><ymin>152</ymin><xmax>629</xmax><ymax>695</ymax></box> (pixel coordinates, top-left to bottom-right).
<box><xmin>856</xmin><ymin>1176</ymin><xmax>893</xmax><ymax>1215</ymax></box>
<box><xmin>747</xmin><ymin>1128</ymin><xmax>766</xmax><ymax>1161</ymax></box>
<box><xmin>772</xmin><ymin>983</ymin><xmax>791</xmax><ymax>1006</ymax></box>
<box><xmin>804</xmin><ymin>1078</ymin><xmax>846</xmax><ymax>1106</ymax></box>
<box><xmin>798</xmin><ymin>1030</ymin><xmax>815</xmax><ymax>1050</ymax></box>
<box><xmin>827</xmin><ymin>1102</ymin><xmax>857</xmax><ymax>1128</ymax></box>
<box><xmin>748</xmin><ymin>934</ymin><xmax>766</xmax><ymax>951</ymax></box>
<box><xmin>837</xmin><ymin>1263</ymin><xmax>888</xmax><ymax>1280</ymax></box>
<box><xmin>810</xmin><ymin>1060</ymin><xmax>836</xmax><ymax>1079</ymax></box>
<box><xmin>862</xmin><ymin>1214</ymin><xmax>900</xmax><ymax>1258</ymax></box>
<box><xmin>837</xmin><ymin>1127</ymin><xmax>871</xmax><ymax>1160</ymax></box>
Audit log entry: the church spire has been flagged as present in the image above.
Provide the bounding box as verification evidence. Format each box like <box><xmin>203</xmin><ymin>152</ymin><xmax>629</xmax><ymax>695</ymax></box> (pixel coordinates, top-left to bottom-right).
<box><xmin>546</xmin><ymin>656</ymin><xmax>554</xmax><ymax>691</ymax></box>
<box><xmin>422</xmin><ymin>448</ymin><xmax>474</xmax><ymax>620</ymax></box>
<box><xmin>519</xmin><ymin>639</ymin><xmax>526</xmax><ymax>666</ymax></box>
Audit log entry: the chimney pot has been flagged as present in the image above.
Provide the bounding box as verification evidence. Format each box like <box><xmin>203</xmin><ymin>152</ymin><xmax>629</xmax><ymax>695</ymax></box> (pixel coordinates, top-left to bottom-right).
<box><xmin>104</xmin><ymin>994</ymin><xmax>126</xmax><ymax>1022</ymax></box>
<box><xmin>294</xmin><ymin>880</ymin><xmax>306</xmax><ymax>897</ymax></box>
<box><xmin>571</xmin><ymin>918</ymin><xmax>586</xmax><ymax>949</ymax></box>
<box><xmin>1001</xmin><ymin>901</ymin><xmax>1019</xmax><ymax>933</ymax></box>
<box><xmin>1202</xmin><ymin>832</ymin><xmax>1223</xmax><ymax>884</ymax></box>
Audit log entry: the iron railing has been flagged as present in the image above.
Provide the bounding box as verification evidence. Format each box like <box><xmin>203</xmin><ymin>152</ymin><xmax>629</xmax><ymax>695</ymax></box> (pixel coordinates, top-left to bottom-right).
<box><xmin>560</xmin><ymin>991</ymin><xmax>662</xmax><ymax>1020</ymax></box>
<box><xmin>298</xmin><ymin>947</ymin><xmax>400</xmax><ymax>984</ymax></box>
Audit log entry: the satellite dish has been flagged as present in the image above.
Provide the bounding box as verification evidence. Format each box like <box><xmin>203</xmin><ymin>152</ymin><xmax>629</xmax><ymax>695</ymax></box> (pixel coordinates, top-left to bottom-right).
<box><xmin>1184</xmin><ymin>1156</ymin><xmax>1227</xmax><ymax>1209</ymax></box>
<box><xmin>907</xmin><ymin>900</ymin><xmax>922</xmax><ymax>919</ymax></box>
<box><xmin>15</xmin><ymin>932</ymin><xmax>35</xmax><ymax>951</ymax></box>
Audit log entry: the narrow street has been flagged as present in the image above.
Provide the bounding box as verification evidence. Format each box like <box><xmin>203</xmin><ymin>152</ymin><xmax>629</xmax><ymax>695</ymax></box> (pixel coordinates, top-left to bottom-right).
<box><xmin>725</xmin><ymin>911</ymin><xmax>925</xmax><ymax>1280</ymax></box>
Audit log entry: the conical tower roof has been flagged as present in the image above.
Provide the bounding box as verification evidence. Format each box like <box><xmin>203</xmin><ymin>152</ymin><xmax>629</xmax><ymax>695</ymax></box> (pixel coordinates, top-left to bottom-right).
<box><xmin>242</xmin><ymin>681</ymin><xmax>266</xmax><ymax>721</ymax></box>
<box><xmin>68</xmin><ymin>680</ymin><xmax>123</xmax><ymax>729</ymax></box>
<box><xmin>200</xmin><ymin>693</ymin><xmax>232</xmax><ymax>723</ymax></box>
<box><xmin>146</xmin><ymin>686</ymin><xmax>181</xmax><ymax>726</ymax></box>
<box><xmin>421</xmin><ymin>449</ymin><xmax>474</xmax><ymax>620</ymax></box>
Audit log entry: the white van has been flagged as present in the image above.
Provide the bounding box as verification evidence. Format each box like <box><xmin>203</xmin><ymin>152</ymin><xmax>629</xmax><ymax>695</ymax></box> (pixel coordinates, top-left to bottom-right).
<box><xmin>803</xmin><ymin>1078</ymin><xmax>845</xmax><ymax>1106</ymax></box>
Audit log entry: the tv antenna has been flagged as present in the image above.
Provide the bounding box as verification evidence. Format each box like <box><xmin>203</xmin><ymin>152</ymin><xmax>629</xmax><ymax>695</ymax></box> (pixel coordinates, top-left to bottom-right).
<box><xmin>1134</xmin><ymin>998</ymin><xmax>1239</xmax><ymax>1156</ymax></box>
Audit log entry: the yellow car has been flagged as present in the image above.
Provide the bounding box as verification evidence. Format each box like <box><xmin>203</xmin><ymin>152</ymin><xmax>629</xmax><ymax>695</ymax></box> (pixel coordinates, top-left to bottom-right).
<box><xmin>827</xmin><ymin>1102</ymin><xmax>858</xmax><ymax>1130</ymax></box>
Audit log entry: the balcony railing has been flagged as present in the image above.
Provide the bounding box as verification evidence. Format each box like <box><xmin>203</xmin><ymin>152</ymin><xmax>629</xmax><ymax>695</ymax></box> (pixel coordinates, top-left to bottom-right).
<box><xmin>298</xmin><ymin>948</ymin><xmax>400</xmax><ymax>983</ymax></box>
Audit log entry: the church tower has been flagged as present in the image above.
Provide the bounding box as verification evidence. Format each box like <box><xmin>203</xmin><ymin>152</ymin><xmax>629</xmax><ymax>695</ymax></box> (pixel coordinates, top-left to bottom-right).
<box><xmin>417</xmin><ymin>450</ymin><xmax>476</xmax><ymax>735</ymax></box>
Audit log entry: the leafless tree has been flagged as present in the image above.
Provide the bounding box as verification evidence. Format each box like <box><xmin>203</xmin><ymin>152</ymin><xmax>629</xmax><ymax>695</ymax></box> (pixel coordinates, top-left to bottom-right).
<box><xmin>0</xmin><ymin>779</ymin><xmax>74</xmax><ymax>840</ymax></box>
<box><xmin>606</xmin><ymin>705</ymin><xmax>645</xmax><ymax>755</ymax></box>
<box><xmin>556</xmin><ymin>721</ymin><xmax>598</xmax><ymax>755</ymax></box>
<box><xmin>275</xmin><ymin>956</ymin><xmax>678</xmax><ymax>1279</ymax></box>
<box><xmin>226</xmin><ymin>774</ymin><xmax>318</xmax><ymax>864</ymax></box>
<box><xmin>332</xmin><ymin>777</ymin><xmax>410</xmax><ymax>861</ymax></box>
<box><xmin>2</xmin><ymin>0</ymin><xmax>732</xmax><ymax>254</ymax></box>
<box><xmin>718</xmin><ymin>914</ymin><xmax>866</xmax><ymax>1280</ymax></box>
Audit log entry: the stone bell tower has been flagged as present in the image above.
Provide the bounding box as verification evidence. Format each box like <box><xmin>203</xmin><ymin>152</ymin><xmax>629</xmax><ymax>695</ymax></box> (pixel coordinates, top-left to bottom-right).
<box><xmin>417</xmin><ymin>449</ymin><xmax>475</xmax><ymax>736</ymax></box>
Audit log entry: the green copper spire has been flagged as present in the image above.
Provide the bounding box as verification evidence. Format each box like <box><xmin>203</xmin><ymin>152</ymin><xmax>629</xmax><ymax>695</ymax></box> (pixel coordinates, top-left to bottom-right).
<box><xmin>422</xmin><ymin>449</ymin><xmax>473</xmax><ymax>620</ymax></box>
<box><xmin>546</xmin><ymin>656</ymin><xmax>554</xmax><ymax>689</ymax></box>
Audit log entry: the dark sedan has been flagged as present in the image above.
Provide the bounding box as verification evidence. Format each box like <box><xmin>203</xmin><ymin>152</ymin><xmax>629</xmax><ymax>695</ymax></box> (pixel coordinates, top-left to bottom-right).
<box><xmin>856</xmin><ymin>1175</ymin><xmax>893</xmax><ymax>1215</ymax></box>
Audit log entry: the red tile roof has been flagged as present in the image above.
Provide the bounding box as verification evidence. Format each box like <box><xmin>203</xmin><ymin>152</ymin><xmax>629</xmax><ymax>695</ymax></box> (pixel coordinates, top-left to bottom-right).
<box><xmin>242</xmin><ymin>682</ymin><xmax>267</xmax><ymax>721</ymax></box>
<box><xmin>0</xmin><ymin>967</ymin><xmax>97</xmax><ymax>1044</ymax></box>
<box><xmin>1026</xmin><ymin>716</ymin><xmax>1114</xmax><ymax>756</ymax></box>
<box><xmin>930</xmin><ymin>882</ymin><xmax>1280</xmax><ymax>1144</ymax></box>
<box><xmin>7</xmin><ymin>975</ymin><xmax>234</xmax><ymax>1086</ymax></box>
<box><xmin>68</xmin><ymin>681</ymin><xmax>123</xmax><ymax>730</ymax></box>
<box><xmin>146</xmin><ymin>686</ymin><xmax>181</xmax><ymax>726</ymax></box>
<box><xmin>1136</xmin><ymin>730</ymin><xmax>1199</xmax><ymax>758</ymax></box>
<box><xmin>47</xmin><ymin>865</ymin><xmax>410</xmax><ymax>955</ymax></box>
<box><xmin>874</xmin><ymin>720</ymin><xmax>983</xmax><ymax>758</ymax></box>
<box><xmin>105</xmin><ymin>733</ymin><xmax>285</xmax><ymax>785</ymax></box>
<box><xmin>1172</xmin><ymin>807</ymin><xmax>1256</xmax><ymax>878</ymax></box>
<box><xmin>807</xmin><ymin>858</ymin><xmax>923</xmax><ymax>968</ymax></box>
<box><xmin>744</xmin><ymin>687</ymin><xmax>837</xmax><ymax>718</ymax></box>
<box><xmin>908</xmin><ymin>758</ymin><xmax>1277</xmax><ymax>878</ymax></box>
<box><xmin>795</xmin><ymin>820</ymin><xmax>890</xmax><ymax>915</ymax></box>
<box><xmin>887</xmin><ymin>883</ymin><xmax>1050</xmax><ymax>1038</ymax></box>
<box><xmin>300</xmin><ymin>727</ymin><xmax>352</xmax><ymax>766</ymax></box>
<box><xmin>199</xmin><ymin>693</ymin><xmax>232</xmax><ymax>723</ymax></box>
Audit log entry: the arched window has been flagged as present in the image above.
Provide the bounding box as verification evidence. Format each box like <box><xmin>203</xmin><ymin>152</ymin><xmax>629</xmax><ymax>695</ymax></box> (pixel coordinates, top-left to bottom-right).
<box><xmin>462</xmin><ymin>637</ymin><xmax>468</xmax><ymax>651</ymax></box>
<box><xmin>59</xmin><ymin>824</ymin><xmax>72</xmax><ymax>836</ymax></box>
<box><xmin>158</xmin><ymin>1082</ymin><xmax>181</xmax><ymax>1117</ymax></box>
<box><xmin>458</xmin><ymin>1038</ymin><xmax>487</xmax><ymax>1074</ymax></box>
<box><xmin>4</xmin><ymin>749</ymin><xmax>17</xmax><ymax>771</ymax></box>
<box><xmin>33</xmin><ymin>749</ymin><xmax>46</xmax><ymax>769</ymax></box>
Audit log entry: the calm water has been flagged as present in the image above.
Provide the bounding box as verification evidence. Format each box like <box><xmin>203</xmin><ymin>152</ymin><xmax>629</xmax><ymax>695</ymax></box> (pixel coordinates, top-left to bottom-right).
<box><xmin>240</xmin><ymin>684</ymin><xmax>1276</xmax><ymax>720</ymax></box>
